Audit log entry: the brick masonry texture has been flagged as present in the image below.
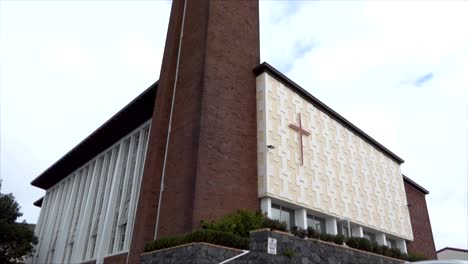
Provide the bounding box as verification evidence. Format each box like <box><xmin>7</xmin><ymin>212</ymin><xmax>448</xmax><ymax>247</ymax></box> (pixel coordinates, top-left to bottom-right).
<box><xmin>404</xmin><ymin>182</ymin><xmax>437</xmax><ymax>259</ymax></box>
<box><xmin>128</xmin><ymin>0</ymin><xmax>260</xmax><ymax>263</ymax></box>
<box><xmin>103</xmin><ymin>252</ymin><xmax>128</xmax><ymax>264</ymax></box>
<box><xmin>141</xmin><ymin>230</ymin><xmax>405</xmax><ymax>264</ymax></box>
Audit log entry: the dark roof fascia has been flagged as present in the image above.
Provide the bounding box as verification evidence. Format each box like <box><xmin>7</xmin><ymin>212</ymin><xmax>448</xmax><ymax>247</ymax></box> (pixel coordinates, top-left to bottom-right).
<box><xmin>403</xmin><ymin>175</ymin><xmax>430</xmax><ymax>194</ymax></box>
<box><xmin>253</xmin><ymin>62</ymin><xmax>405</xmax><ymax>165</ymax></box>
<box><xmin>436</xmin><ymin>247</ymin><xmax>468</xmax><ymax>253</ymax></box>
<box><xmin>33</xmin><ymin>197</ymin><xmax>43</xmax><ymax>208</ymax></box>
<box><xmin>30</xmin><ymin>81</ymin><xmax>158</xmax><ymax>190</ymax></box>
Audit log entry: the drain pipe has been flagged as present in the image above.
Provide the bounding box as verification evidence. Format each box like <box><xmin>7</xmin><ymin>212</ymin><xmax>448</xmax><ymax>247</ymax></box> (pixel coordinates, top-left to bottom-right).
<box><xmin>154</xmin><ymin>0</ymin><xmax>188</xmax><ymax>240</ymax></box>
<box><xmin>218</xmin><ymin>250</ymin><xmax>250</xmax><ymax>264</ymax></box>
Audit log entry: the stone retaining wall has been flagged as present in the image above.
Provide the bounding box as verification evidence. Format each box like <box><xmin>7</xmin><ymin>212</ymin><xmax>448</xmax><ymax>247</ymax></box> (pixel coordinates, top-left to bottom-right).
<box><xmin>140</xmin><ymin>242</ymin><xmax>243</xmax><ymax>264</ymax></box>
<box><xmin>141</xmin><ymin>229</ymin><xmax>405</xmax><ymax>264</ymax></box>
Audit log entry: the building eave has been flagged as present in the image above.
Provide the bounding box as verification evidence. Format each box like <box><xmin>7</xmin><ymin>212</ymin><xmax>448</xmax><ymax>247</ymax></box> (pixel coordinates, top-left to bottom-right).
<box><xmin>33</xmin><ymin>197</ymin><xmax>43</xmax><ymax>208</ymax></box>
<box><xmin>254</xmin><ymin>62</ymin><xmax>405</xmax><ymax>164</ymax></box>
<box><xmin>403</xmin><ymin>175</ymin><xmax>430</xmax><ymax>194</ymax></box>
<box><xmin>30</xmin><ymin>81</ymin><xmax>158</xmax><ymax>190</ymax></box>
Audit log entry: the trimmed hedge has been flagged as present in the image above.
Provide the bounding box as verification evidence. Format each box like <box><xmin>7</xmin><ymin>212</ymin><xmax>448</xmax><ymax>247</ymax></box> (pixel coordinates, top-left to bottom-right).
<box><xmin>144</xmin><ymin>229</ymin><xmax>249</xmax><ymax>252</ymax></box>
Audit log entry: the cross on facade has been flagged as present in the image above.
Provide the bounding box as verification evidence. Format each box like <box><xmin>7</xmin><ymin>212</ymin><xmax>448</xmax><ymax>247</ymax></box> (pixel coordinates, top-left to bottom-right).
<box><xmin>289</xmin><ymin>113</ymin><xmax>310</xmax><ymax>166</ymax></box>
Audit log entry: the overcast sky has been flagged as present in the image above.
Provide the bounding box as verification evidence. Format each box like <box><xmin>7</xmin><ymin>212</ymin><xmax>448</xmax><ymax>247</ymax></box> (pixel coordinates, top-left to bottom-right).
<box><xmin>0</xmin><ymin>0</ymin><xmax>467</xmax><ymax>251</ymax></box>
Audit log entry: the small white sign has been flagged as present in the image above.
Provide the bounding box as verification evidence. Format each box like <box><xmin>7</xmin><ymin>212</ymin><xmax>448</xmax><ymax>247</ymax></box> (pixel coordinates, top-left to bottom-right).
<box><xmin>267</xmin><ymin>237</ymin><xmax>277</xmax><ymax>255</ymax></box>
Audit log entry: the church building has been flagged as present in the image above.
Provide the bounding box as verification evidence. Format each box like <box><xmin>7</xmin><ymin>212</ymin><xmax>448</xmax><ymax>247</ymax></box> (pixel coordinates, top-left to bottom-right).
<box><xmin>29</xmin><ymin>1</ymin><xmax>435</xmax><ymax>263</ymax></box>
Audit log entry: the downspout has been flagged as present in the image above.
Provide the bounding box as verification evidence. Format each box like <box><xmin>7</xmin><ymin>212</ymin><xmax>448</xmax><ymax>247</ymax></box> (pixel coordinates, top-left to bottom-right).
<box><xmin>154</xmin><ymin>0</ymin><xmax>188</xmax><ymax>240</ymax></box>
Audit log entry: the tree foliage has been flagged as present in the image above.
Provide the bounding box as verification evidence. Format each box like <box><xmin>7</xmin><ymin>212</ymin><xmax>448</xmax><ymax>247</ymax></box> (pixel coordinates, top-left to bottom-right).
<box><xmin>0</xmin><ymin>182</ymin><xmax>37</xmax><ymax>263</ymax></box>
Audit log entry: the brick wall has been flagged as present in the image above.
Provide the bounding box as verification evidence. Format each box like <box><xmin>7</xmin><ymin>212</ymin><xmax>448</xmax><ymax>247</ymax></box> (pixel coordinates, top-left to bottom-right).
<box><xmin>404</xmin><ymin>182</ymin><xmax>437</xmax><ymax>259</ymax></box>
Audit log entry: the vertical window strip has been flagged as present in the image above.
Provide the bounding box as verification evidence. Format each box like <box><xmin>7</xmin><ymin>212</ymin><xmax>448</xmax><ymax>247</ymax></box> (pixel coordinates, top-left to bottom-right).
<box><xmin>95</xmin><ymin>144</ymin><xmax>120</xmax><ymax>258</ymax></box>
<box><xmin>117</xmin><ymin>134</ymin><xmax>139</xmax><ymax>251</ymax></box>
<box><xmin>33</xmin><ymin>189</ymin><xmax>53</xmax><ymax>264</ymax></box>
<box><xmin>109</xmin><ymin>139</ymin><xmax>131</xmax><ymax>254</ymax></box>
<box><xmin>84</xmin><ymin>155</ymin><xmax>105</xmax><ymax>260</ymax></box>
<box><xmin>39</xmin><ymin>187</ymin><xmax>60</xmax><ymax>263</ymax></box>
<box><xmin>53</xmin><ymin>177</ymin><xmax>75</xmax><ymax>262</ymax></box>
<box><xmin>124</xmin><ymin>125</ymin><xmax>149</xmax><ymax>249</ymax></box>
<box><xmin>61</xmin><ymin>173</ymin><xmax>79</xmax><ymax>263</ymax></box>
<box><xmin>45</xmin><ymin>180</ymin><xmax>68</xmax><ymax>262</ymax></box>
<box><xmin>82</xmin><ymin>156</ymin><xmax>105</xmax><ymax>259</ymax></box>
<box><xmin>90</xmin><ymin>149</ymin><xmax>115</xmax><ymax>259</ymax></box>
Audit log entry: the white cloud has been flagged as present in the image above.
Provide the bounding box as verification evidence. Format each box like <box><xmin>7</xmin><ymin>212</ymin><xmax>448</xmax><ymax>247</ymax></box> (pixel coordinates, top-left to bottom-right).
<box><xmin>44</xmin><ymin>39</ymin><xmax>97</xmax><ymax>75</ymax></box>
<box><xmin>346</xmin><ymin>104</ymin><xmax>401</xmax><ymax>152</ymax></box>
<box><xmin>119</xmin><ymin>33</ymin><xmax>164</xmax><ymax>77</ymax></box>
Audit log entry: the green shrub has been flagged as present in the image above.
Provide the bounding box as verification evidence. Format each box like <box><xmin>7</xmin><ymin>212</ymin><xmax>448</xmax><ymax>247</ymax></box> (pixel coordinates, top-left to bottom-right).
<box><xmin>388</xmin><ymin>248</ymin><xmax>402</xmax><ymax>259</ymax></box>
<box><xmin>319</xmin><ymin>233</ymin><xmax>335</xmax><ymax>242</ymax></box>
<box><xmin>346</xmin><ymin>237</ymin><xmax>371</xmax><ymax>251</ymax></box>
<box><xmin>306</xmin><ymin>227</ymin><xmax>320</xmax><ymax>239</ymax></box>
<box><xmin>407</xmin><ymin>251</ymin><xmax>427</xmax><ymax>261</ymax></box>
<box><xmin>144</xmin><ymin>235</ymin><xmax>184</xmax><ymax>252</ymax></box>
<box><xmin>345</xmin><ymin>237</ymin><xmax>359</xmax><ymax>249</ymax></box>
<box><xmin>200</xmin><ymin>210</ymin><xmax>265</xmax><ymax>237</ymax></box>
<box><xmin>370</xmin><ymin>241</ymin><xmax>383</xmax><ymax>254</ymax></box>
<box><xmin>200</xmin><ymin>210</ymin><xmax>289</xmax><ymax>234</ymax></box>
<box><xmin>262</xmin><ymin>217</ymin><xmax>288</xmax><ymax>232</ymax></box>
<box><xmin>333</xmin><ymin>234</ymin><xmax>345</xmax><ymax>245</ymax></box>
<box><xmin>283</xmin><ymin>248</ymin><xmax>295</xmax><ymax>258</ymax></box>
<box><xmin>291</xmin><ymin>226</ymin><xmax>307</xmax><ymax>238</ymax></box>
<box><xmin>145</xmin><ymin>229</ymin><xmax>249</xmax><ymax>252</ymax></box>
<box><xmin>381</xmin><ymin>245</ymin><xmax>391</xmax><ymax>256</ymax></box>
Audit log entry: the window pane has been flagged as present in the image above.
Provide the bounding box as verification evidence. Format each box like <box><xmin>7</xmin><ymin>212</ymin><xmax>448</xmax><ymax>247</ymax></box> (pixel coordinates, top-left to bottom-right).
<box><xmin>307</xmin><ymin>215</ymin><xmax>325</xmax><ymax>233</ymax></box>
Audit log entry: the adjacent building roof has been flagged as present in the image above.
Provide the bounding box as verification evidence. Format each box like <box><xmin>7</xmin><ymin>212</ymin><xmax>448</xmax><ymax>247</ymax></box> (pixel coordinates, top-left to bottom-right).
<box><xmin>403</xmin><ymin>174</ymin><xmax>430</xmax><ymax>194</ymax></box>
<box><xmin>253</xmin><ymin>62</ymin><xmax>405</xmax><ymax>164</ymax></box>
<box><xmin>437</xmin><ymin>247</ymin><xmax>468</xmax><ymax>253</ymax></box>
<box><xmin>30</xmin><ymin>82</ymin><xmax>157</xmax><ymax>190</ymax></box>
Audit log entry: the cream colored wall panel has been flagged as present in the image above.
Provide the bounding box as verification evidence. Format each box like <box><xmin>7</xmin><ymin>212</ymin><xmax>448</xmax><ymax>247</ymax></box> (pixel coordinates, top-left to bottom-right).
<box><xmin>256</xmin><ymin>73</ymin><xmax>413</xmax><ymax>240</ymax></box>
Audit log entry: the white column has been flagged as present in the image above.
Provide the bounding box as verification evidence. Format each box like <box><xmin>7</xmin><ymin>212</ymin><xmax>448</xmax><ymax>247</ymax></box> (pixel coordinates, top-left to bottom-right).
<box><xmin>125</xmin><ymin>130</ymin><xmax>145</xmax><ymax>250</ymax></box>
<box><xmin>376</xmin><ymin>233</ymin><xmax>387</xmax><ymax>246</ymax></box>
<box><xmin>72</xmin><ymin>160</ymin><xmax>100</xmax><ymax>262</ymax></box>
<box><xmin>397</xmin><ymin>239</ymin><xmax>407</xmax><ymax>253</ymax></box>
<box><xmin>352</xmin><ymin>226</ymin><xmax>363</xmax><ymax>237</ymax></box>
<box><xmin>294</xmin><ymin>208</ymin><xmax>307</xmax><ymax>229</ymax></box>
<box><xmin>32</xmin><ymin>193</ymin><xmax>51</xmax><ymax>263</ymax></box>
<box><xmin>70</xmin><ymin>166</ymin><xmax>94</xmax><ymax>263</ymax></box>
<box><xmin>95</xmin><ymin>144</ymin><xmax>125</xmax><ymax>264</ymax></box>
<box><xmin>326</xmin><ymin>218</ymin><xmax>338</xmax><ymax>235</ymax></box>
<box><xmin>261</xmin><ymin>197</ymin><xmax>272</xmax><ymax>218</ymax></box>
<box><xmin>52</xmin><ymin>177</ymin><xmax>80</xmax><ymax>264</ymax></box>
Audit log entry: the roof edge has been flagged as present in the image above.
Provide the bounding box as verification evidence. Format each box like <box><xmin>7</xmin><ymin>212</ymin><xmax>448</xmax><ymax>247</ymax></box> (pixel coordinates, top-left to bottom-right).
<box><xmin>33</xmin><ymin>197</ymin><xmax>43</xmax><ymax>208</ymax></box>
<box><xmin>253</xmin><ymin>62</ymin><xmax>405</xmax><ymax>164</ymax></box>
<box><xmin>403</xmin><ymin>175</ymin><xmax>430</xmax><ymax>194</ymax></box>
<box><xmin>436</xmin><ymin>247</ymin><xmax>468</xmax><ymax>253</ymax></box>
<box><xmin>31</xmin><ymin>81</ymin><xmax>158</xmax><ymax>189</ymax></box>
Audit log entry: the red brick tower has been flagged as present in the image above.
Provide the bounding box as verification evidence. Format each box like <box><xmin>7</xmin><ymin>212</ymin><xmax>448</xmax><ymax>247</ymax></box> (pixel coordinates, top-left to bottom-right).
<box><xmin>128</xmin><ymin>0</ymin><xmax>260</xmax><ymax>262</ymax></box>
<box><xmin>403</xmin><ymin>176</ymin><xmax>437</xmax><ymax>259</ymax></box>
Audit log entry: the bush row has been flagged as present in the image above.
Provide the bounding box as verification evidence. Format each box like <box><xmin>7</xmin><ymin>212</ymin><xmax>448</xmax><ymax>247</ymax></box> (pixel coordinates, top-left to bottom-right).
<box><xmin>289</xmin><ymin>226</ymin><xmax>427</xmax><ymax>261</ymax></box>
<box><xmin>144</xmin><ymin>229</ymin><xmax>249</xmax><ymax>252</ymax></box>
<box><xmin>145</xmin><ymin>210</ymin><xmax>427</xmax><ymax>262</ymax></box>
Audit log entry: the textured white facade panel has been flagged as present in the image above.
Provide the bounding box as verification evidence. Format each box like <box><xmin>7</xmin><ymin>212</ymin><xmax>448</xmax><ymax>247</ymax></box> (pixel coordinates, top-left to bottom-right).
<box><xmin>31</xmin><ymin>121</ymin><xmax>151</xmax><ymax>264</ymax></box>
<box><xmin>256</xmin><ymin>73</ymin><xmax>413</xmax><ymax>240</ymax></box>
